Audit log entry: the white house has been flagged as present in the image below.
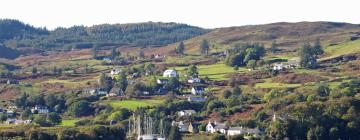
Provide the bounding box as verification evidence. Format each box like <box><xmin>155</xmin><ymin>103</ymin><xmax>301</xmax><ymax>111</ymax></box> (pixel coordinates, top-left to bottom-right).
<box><xmin>206</xmin><ymin>121</ymin><xmax>228</xmax><ymax>134</ymax></box>
<box><xmin>188</xmin><ymin>77</ymin><xmax>201</xmax><ymax>84</ymax></box>
<box><xmin>178</xmin><ymin>110</ymin><xmax>197</xmax><ymax>117</ymax></box>
<box><xmin>110</xmin><ymin>68</ymin><xmax>122</xmax><ymax>75</ymax></box>
<box><xmin>157</xmin><ymin>79</ymin><xmax>169</xmax><ymax>85</ymax></box>
<box><xmin>227</xmin><ymin>127</ymin><xmax>261</xmax><ymax>137</ymax></box>
<box><xmin>31</xmin><ymin>105</ymin><xmax>49</xmax><ymax>114</ymax></box>
<box><xmin>273</xmin><ymin>63</ymin><xmax>284</xmax><ymax>71</ymax></box>
<box><xmin>6</xmin><ymin>110</ymin><xmax>15</xmax><ymax>118</ymax></box>
<box><xmin>191</xmin><ymin>87</ymin><xmax>205</xmax><ymax>95</ymax></box>
<box><xmin>97</xmin><ymin>89</ymin><xmax>108</xmax><ymax>95</ymax></box>
<box><xmin>155</xmin><ymin>54</ymin><xmax>166</xmax><ymax>59</ymax></box>
<box><xmin>163</xmin><ymin>70</ymin><xmax>177</xmax><ymax>78</ymax></box>
<box><xmin>5</xmin><ymin>119</ymin><xmax>32</xmax><ymax>125</ymax></box>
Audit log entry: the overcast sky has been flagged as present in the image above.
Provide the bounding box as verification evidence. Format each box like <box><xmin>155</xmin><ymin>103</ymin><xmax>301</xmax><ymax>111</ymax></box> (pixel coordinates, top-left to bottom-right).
<box><xmin>0</xmin><ymin>0</ymin><xmax>358</xmax><ymax>29</ymax></box>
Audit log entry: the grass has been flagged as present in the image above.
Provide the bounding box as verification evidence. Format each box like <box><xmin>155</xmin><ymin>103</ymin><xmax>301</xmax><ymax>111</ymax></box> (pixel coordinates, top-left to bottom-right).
<box><xmin>174</xmin><ymin>63</ymin><xmax>244</xmax><ymax>80</ymax></box>
<box><xmin>323</xmin><ymin>39</ymin><xmax>360</xmax><ymax>60</ymax></box>
<box><xmin>183</xmin><ymin>134</ymin><xmax>213</xmax><ymax>140</ymax></box>
<box><xmin>255</xmin><ymin>82</ymin><xmax>301</xmax><ymax>89</ymax></box>
<box><xmin>59</xmin><ymin>119</ymin><xmax>79</xmax><ymax>127</ymax></box>
<box><xmin>109</xmin><ymin>99</ymin><xmax>164</xmax><ymax>111</ymax></box>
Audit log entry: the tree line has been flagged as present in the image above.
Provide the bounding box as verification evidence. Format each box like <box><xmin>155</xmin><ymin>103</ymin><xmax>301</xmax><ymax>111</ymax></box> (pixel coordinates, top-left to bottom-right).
<box><xmin>0</xmin><ymin>19</ymin><xmax>209</xmax><ymax>50</ymax></box>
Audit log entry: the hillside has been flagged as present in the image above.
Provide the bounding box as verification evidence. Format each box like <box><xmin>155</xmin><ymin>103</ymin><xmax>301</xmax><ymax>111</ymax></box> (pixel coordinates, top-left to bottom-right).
<box><xmin>165</xmin><ymin>22</ymin><xmax>360</xmax><ymax>55</ymax></box>
<box><xmin>0</xmin><ymin>45</ymin><xmax>21</xmax><ymax>59</ymax></box>
<box><xmin>0</xmin><ymin>19</ymin><xmax>210</xmax><ymax>51</ymax></box>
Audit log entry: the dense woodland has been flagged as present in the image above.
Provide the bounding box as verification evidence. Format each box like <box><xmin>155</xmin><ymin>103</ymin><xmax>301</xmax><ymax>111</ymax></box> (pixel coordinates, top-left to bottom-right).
<box><xmin>0</xmin><ymin>19</ymin><xmax>209</xmax><ymax>51</ymax></box>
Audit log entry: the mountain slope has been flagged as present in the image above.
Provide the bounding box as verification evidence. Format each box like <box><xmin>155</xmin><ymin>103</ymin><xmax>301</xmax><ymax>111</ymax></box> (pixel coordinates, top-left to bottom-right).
<box><xmin>166</xmin><ymin>22</ymin><xmax>360</xmax><ymax>54</ymax></box>
<box><xmin>0</xmin><ymin>44</ymin><xmax>21</xmax><ymax>59</ymax></box>
<box><xmin>0</xmin><ymin>19</ymin><xmax>48</xmax><ymax>42</ymax></box>
<box><xmin>1</xmin><ymin>20</ymin><xmax>210</xmax><ymax>50</ymax></box>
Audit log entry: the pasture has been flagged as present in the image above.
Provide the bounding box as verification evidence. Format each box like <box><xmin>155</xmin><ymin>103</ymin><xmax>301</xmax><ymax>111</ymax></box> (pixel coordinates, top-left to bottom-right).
<box><xmin>109</xmin><ymin>99</ymin><xmax>164</xmax><ymax>111</ymax></box>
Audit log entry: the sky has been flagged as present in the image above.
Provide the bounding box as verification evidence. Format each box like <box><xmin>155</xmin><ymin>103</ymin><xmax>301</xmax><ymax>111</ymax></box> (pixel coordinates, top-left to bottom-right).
<box><xmin>0</xmin><ymin>0</ymin><xmax>359</xmax><ymax>29</ymax></box>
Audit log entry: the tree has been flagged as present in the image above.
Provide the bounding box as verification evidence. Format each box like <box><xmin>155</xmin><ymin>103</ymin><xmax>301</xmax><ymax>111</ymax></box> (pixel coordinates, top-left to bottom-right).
<box><xmin>316</xmin><ymin>84</ymin><xmax>330</xmax><ymax>97</ymax></box>
<box><xmin>34</xmin><ymin>114</ymin><xmax>52</xmax><ymax>127</ymax></box>
<box><xmin>21</xmin><ymin>109</ymin><xmax>32</xmax><ymax>120</ymax></box>
<box><xmin>329</xmin><ymin>127</ymin><xmax>339</xmax><ymax>140</ymax></box>
<box><xmin>168</xmin><ymin>126</ymin><xmax>182</xmax><ymax>140</ymax></box>
<box><xmin>108</xmin><ymin>108</ymin><xmax>132</xmax><ymax>121</ymax></box>
<box><xmin>125</xmin><ymin>82</ymin><xmax>146</xmax><ymax>97</ymax></box>
<box><xmin>187</xmin><ymin>64</ymin><xmax>198</xmax><ymax>77</ymax></box>
<box><xmin>232</xmin><ymin>86</ymin><xmax>242</xmax><ymax>96</ymax></box>
<box><xmin>15</xmin><ymin>93</ymin><xmax>28</xmax><ymax>108</ymax></box>
<box><xmin>247</xmin><ymin>59</ymin><xmax>257</xmax><ymax>70</ymax></box>
<box><xmin>226</xmin><ymin>51</ymin><xmax>246</xmax><ymax>67</ymax></box>
<box><xmin>200</xmin><ymin>39</ymin><xmax>209</xmax><ymax>55</ymax></box>
<box><xmin>145</xmin><ymin>63</ymin><xmax>155</xmax><ymax>75</ymax></box>
<box><xmin>68</xmin><ymin>100</ymin><xmax>93</xmax><ymax>117</ymax></box>
<box><xmin>223</xmin><ymin>90</ymin><xmax>232</xmax><ymax>99</ymax></box>
<box><xmin>99</xmin><ymin>72</ymin><xmax>112</xmax><ymax>90</ymax></box>
<box><xmin>45</xmin><ymin>94</ymin><xmax>57</xmax><ymax>108</ymax></box>
<box><xmin>92</xmin><ymin>45</ymin><xmax>99</xmax><ymax>59</ymax></box>
<box><xmin>111</xmin><ymin>47</ymin><xmax>116</xmax><ymax>59</ymax></box>
<box><xmin>116</xmin><ymin>72</ymin><xmax>128</xmax><ymax>92</ymax></box>
<box><xmin>299</xmin><ymin>42</ymin><xmax>317</xmax><ymax>69</ymax></box>
<box><xmin>307</xmin><ymin>128</ymin><xmax>315</xmax><ymax>140</ymax></box>
<box><xmin>111</xmin><ymin>47</ymin><xmax>119</xmax><ymax>60</ymax></box>
<box><xmin>176</xmin><ymin>41</ymin><xmax>185</xmax><ymax>55</ymax></box>
<box><xmin>226</xmin><ymin>43</ymin><xmax>265</xmax><ymax>67</ymax></box>
<box><xmin>30</xmin><ymin>94</ymin><xmax>45</xmax><ymax>106</ymax></box>
<box><xmin>165</xmin><ymin>77</ymin><xmax>180</xmax><ymax>92</ymax></box>
<box><xmin>211</xmin><ymin>134</ymin><xmax>226</xmax><ymax>140</ymax></box>
<box><xmin>270</xmin><ymin>40</ymin><xmax>277</xmax><ymax>53</ymax></box>
<box><xmin>139</xmin><ymin>50</ymin><xmax>145</xmax><ymax>59</ymax></box>
<box><xmin>0</xmin><ymin>113</ymin><xmax>7</xmax><ymax>122</ymax></box>
<box><xmin>313</xmin><ymin>38</ymin><xmax>324</xmax><ymax>56</ymax></box>
<box><xmin>47</xmin><ymin>112</ymin><xmax>62</xmax><ymax>125</ymax></box>
<box><xmin>230</xmin><ymin>135</ymin><xmax>245</xmax><ymax>140</ymax></box>
<box><xmin>32</xmin><ymin>67</ymin><xmax>38</xmax><ymax>75</ymax></box>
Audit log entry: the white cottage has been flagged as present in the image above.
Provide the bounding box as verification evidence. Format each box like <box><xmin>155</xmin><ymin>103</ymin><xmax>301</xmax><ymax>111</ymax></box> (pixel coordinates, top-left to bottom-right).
<box><xmin>178</xmin><ymin>110</ymin><xmax>197</xmax><ymax>117</ymax></box>
<box><xmin>191</xmin><ymin>87</ymin><xmax>205</xmax><ymax>95</ymax></box>
<box><xmin>273</xmin><ymin>63</ymin><xmax>284</xmax><ymax>71</ymax></box>
<box><xmin>110</xmin><ymin>68</ymin><xmax>122</xmax><ymax>75</ymax></box>
<box><xmin>163</xmin><ymin>70</ymin><xmax>177</xmax><ymax>78</ymax></box>
<box><xmin>227</xmin><ymin>127</ymin><xmax>261</xmax><ymax>137</ymax></box>
<box><xmin>206</xmin><ymin>121</ymin><xmax>228</xmax><ymax>134</ymax></box>
<box><xmin>188</xmin><ymin>77</ymin><xmax>201</xmax><ymax>84</ymax></box>
<box><xmin>31</xmin><ymin>105</ymin><xmax>49</xmax><ymax>114</ymax></box>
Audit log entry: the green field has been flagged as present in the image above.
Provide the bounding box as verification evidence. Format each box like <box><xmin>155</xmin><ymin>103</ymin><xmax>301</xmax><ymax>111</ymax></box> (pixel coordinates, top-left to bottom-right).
<box><xmin>323</xmin><ymin>39</ymin><xmax>360</xmax><ymax>60</ymax></box>
<box><xmin>183</xmin><ymin>134</ymin><xmax>213</xmax><ymax>140</ymax></box>
<box><xmin>109</xmin><ymin>99</ymin><xmax>163</xmax><ymax>111</ymax></box>
<box><xmin>175</xmin><ymin>63</ymin><xmax>244</xmax><ymax>80</ymax></box>
<box><xmin>59</xmin><ymin>119</ymin><xmax>79</xmax><ymax>127</ymax></box>
<box><xmin>255</xmin><ymin>82</ymin><xmax>301</xmax><ymax>89</ymax></box>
